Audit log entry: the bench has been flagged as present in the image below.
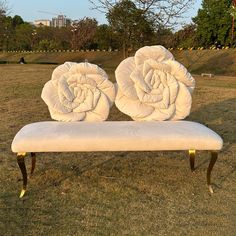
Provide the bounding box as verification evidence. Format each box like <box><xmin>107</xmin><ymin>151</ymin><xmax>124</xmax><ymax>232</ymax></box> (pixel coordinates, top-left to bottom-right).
<box><xmin>12</xmin><ymin>121</ymin><xmax>223</xmax><ymax>198</ymax></box>
<box><xmin>201</xmin><ymin>73</ymin><xmax>214</xmax><ymax>78</ymax></box>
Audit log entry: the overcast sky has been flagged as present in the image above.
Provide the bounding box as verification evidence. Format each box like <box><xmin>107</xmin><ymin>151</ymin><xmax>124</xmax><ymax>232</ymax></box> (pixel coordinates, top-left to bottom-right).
<box><xmin>7</xmin><ymin>0</ymin><xmax>202</xmax><ymax>25</ymax></box>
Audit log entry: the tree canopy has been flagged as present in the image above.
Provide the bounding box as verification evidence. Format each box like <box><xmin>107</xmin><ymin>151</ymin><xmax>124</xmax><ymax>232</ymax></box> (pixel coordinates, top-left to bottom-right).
<box><xmin>89</xmin><ymin>0</ymin><xmax>194</xmax><ymax>28</ymax></box>
<box><xmin>193</xmin><ymin>0</ymin><xmax>233</xmax><ymax>46</ymax></box>
<box><xmin>1</xmin><ymin>0</ymin><xmax>236</xmax><ymax>52</ymax></box>
<box><xmin>0</xmin><ymin>1</ymin><xmax>8</xmax><ymax>50</ymax></box>
<box><xmin>107</xmin><ymin>0</ymin><xmax>155</xmax><ymax>57</ymax></box>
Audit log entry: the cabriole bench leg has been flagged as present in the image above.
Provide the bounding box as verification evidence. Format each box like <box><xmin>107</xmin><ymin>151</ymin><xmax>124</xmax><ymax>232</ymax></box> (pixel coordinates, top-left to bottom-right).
<box><xmin>30</xmin><ymin>153</ymin><xmax>36</xmax><ymax>176</ymax></box>
<box><xmin>17</xmin><ymin>153</ymin><xmax>28</xmax><ymax>198</ymax></box>
<box><xmin>188</xmin><ymin>150</ymin><xmax>196</xmax><ymax>172</ymax></box>
<box><xmin>207</xmin><ymin>151</ymin><xmax>218</xmax><ymax>194</ymax></box>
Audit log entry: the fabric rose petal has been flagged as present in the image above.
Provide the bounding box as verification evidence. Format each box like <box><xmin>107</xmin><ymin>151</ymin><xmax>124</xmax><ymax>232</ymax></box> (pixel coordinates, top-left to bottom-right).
<box><xmin>115</xmin><ymin>46</ymin><xmax>195</xmax><ymax>121</ymax></box>
<box><xmin>41</xmin><ymin>62</ymin><xmax>116</xmax><ymax>122</ymax></box>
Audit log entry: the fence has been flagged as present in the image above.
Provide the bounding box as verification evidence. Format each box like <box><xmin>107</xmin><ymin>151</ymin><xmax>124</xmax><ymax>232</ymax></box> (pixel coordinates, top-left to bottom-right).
<box><xmin>2</xmin><ymin>46</ymin><xmax>236</xmax><ymax>53</ymax></box>
<box><xmin>2</xmin><ymin>49</ymin><xmax>120</xmax><ymax>53</ymax></box>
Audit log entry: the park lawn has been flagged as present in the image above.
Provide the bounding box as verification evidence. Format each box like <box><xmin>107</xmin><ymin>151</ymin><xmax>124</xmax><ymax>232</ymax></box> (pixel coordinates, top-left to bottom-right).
<box><xmin>0</xmin><ymin>64</ymin><xmax>235</xmax><ymax>235</ymax></box>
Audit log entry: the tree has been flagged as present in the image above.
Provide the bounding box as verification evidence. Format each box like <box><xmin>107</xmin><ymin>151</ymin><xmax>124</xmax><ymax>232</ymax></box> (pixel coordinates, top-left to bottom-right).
<box><xmin>0</xmin><ymin>0</ymin><xmax>7</xmax><ymax>50</ymax></box>
<box><xmin>229</xmin><ymin>0</ymin><xmax>236</xmax><ymax>42</ymax></box>
<box><xmin>94</xmin><ymin>24</ymin><xmax>120</xmax><ymax>50</ymax></box>
<box><xmin>153</xmin><ymin>26</ymin><xmax>174</xmax><ymax>48</ymax></box>
<box><xmin>173</xmin><ymin>24</ymin><xmax>197</xmax><ymax>48</ymax></box>
<box><xmin>1</xmin><ymin>16</ymin><xmax>14</xmax><ymax>50</ymax></box>
<box><xmin>38</xmin><ymin>39</ymin><xmax>60</xmax><ymax>51</ymax></box>
<box><xmin>52</xmin><ymin>27</ymin><xmax>72</xmax><ymax>50</ymax></box>
<box><xmin>89</xmin><ymin>0</ymin><xmax>194</xmax><ymax>28</ymax></box>
<box><xmin>71</xmin><ymin>17</ymin><xmax>98</xmax><ymax>50</ymax></box>
<box><xmin>0</xmin><ymin>0</ymin><xmax>7</xmax><ymax>16</ymax></box>
<box><xmin>28</xmin><ymin>27</ymin><xmax>72</xmax><ymax>51</ymax></box>
<box><xmin>107</xmin><ymin>0</ymin><xmax>155</xmax><ymax>58</ymax></box>
<box><xmin>12</xmin><ymin>15</ymin><xmax>24</xmax><ymax>28</ymax></box>
<box><xmin>193</xmin><ymin>0</ymin><xmax>233</xmax><ymax>47</ymax></box>
<box><xmin>14</xmin><ymin>23</ymin><xmax>34</xmax><ymax>50</ymax></box>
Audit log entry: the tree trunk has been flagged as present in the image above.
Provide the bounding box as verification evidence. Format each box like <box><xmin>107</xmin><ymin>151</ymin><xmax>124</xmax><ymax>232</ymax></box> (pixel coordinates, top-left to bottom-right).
<box><xmin>232</xmin><ymin>16</ymin><xmax>235</xmax><ymax>43</ymax></box>
<box><xmin>122</xmin><ymin>42</ymin><xmax>127</xmax><ymax>59</ymax></box>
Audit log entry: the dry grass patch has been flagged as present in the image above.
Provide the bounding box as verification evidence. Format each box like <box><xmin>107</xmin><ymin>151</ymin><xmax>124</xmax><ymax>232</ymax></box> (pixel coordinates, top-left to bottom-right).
<box><xmin>0</xmin><ymin>65</ymin><xmax>235</xmax><ymax>235</ymax></box>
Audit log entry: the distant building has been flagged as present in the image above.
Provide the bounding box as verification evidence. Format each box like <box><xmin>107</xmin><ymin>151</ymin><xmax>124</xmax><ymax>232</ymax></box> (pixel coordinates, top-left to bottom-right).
<box><xmin>34</xmin><ymin>19</ymin><xmax>51</xmax><ymax>27</ymax></box>
<box><xmin>51</xmin><ymin>15</ymin><xmax>71</xmax><ymax>28</ymax></box>
<box><xmin>34</xmin><ymin>15</ymin><xmax>72</xmax><ymax>28</ymax></box>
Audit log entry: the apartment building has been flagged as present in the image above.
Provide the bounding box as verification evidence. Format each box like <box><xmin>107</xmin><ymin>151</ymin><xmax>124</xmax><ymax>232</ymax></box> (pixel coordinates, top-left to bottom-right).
<box><xmin>51</xmin><ymin>15</ymin><xmax>71</xmax><ymax>28</ymax></box>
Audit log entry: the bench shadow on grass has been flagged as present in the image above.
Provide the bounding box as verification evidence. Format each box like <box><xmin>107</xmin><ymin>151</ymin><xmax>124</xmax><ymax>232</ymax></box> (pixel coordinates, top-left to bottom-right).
<box><xmin>187</xmin><ymin>97</ymin><xmax>236</xmax><ymax>187</ymax></box>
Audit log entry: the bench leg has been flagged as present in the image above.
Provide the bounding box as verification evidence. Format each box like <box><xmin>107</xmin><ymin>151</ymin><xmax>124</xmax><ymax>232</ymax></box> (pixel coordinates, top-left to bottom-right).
<box><xmin>207</xmin><ymin>151</ymin><xmax>218</xmax><ymax>194</ymax></box>
<box><xmin>188</xmin><ymin>150</ymin><xmax>196</xmax><ymax>172</ymax></box>
<box><xmin>30</xmin><ymin>153</ymin><xmax>36</xmax><ymax>176</ymax></box>
<box><xmin>17</xmin><ymin>153</ymin><xmax>28</xmax><ymax>198</ymax></box>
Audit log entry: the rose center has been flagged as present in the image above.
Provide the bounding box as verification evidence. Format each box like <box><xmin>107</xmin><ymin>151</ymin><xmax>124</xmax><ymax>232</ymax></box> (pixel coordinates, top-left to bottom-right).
<box><xmin>58</xmin><ymin>73</ymin><xmax>101</xmax><ymax>112</ymax></box>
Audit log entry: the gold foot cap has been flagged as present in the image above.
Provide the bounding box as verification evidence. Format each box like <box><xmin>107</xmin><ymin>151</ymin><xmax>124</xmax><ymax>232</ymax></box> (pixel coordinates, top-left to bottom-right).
<box><xmin>19</xmin><ymin>189</ymin><xmax>26</xmax><ymax>198</ymax></box>
<box><xmin>188</xmin><ymin>149</ymin><xmax>196</xmax><ymax>155</ymax></box>
<box><xmin>208</xmin><ymin>185</ymin><xmax>214</xmax><ymax>194</ymax></box>
<box><xmin>17</xmin><ymin>153</ymin><xmax>27</xmax><ymax>157</ymax></box>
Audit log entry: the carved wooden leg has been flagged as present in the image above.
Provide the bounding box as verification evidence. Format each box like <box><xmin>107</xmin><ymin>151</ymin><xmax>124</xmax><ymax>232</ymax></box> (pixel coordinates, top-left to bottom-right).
<box><xmin>30</xmin><ymin>153</ymin><xmax>36</xmax><ymax>176</ymax></box>
<box><xmin>17</xmin><ymin>153</ymin><xmax>28</xmax><ymax>198</ymax></box>
<box><xmin>188</xmin><ymin>150</ymin><xmax>196</xmax><ymax>172</ymax></box>
<box><xmin>207</xmin><ymin>151</ymin><xmax>218</xmax><ymax>194</ymax></box>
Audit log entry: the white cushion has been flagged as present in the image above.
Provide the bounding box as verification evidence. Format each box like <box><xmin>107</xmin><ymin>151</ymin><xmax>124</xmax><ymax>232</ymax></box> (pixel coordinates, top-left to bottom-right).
<box><xmin>115</xmin><ymin>46</ymin><xmax>196</xmax><ymax>121</ymax></box>
<box><xmin>11</xmin><ymin>121</ymin><xmax>223</xmax><ymax>153</ymax></box>
<box><xmin>41</xmin><ymin>62</ymin><xmax>116</xmax><ymax>122</ymax></box>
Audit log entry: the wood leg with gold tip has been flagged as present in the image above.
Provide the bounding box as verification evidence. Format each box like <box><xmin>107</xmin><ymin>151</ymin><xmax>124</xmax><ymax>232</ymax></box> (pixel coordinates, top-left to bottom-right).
<box><xmin>207</xmin><ymin>152</ymin><xmax>218</xmax><ymax>194</ymax></box>
<box><xmin>30</xmin><ymin>153</ymin><xmax>36</xmax><ymax>176</ymax></box>
<box><xmin>188</xmin><ymin>150</ymin><xmax>196</xmax><ymax>172</ymax></box>
<box><xmin>17</xmin><ymin>153</ymin><xmax>28</xmax><ymax>198</ymax></box>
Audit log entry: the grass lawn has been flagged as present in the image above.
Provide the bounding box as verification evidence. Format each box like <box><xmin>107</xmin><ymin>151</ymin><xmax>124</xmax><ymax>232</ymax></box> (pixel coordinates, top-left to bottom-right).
<box><xmin>0</xmin><ymin>64</ymin><xmax>236</xmax><ymax>235</ymax></box>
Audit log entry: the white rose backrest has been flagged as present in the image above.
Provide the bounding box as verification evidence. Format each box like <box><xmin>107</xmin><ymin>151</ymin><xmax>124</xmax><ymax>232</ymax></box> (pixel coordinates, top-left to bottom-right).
<box><xmin>115</xmin><ymin>46</ymin><xmax>195</xmax><ymax>121</ymax></box>
<box><xmin>41</xmin><ymin>62</ymin><xmax>116</xmax><ymax>122</ymax></box>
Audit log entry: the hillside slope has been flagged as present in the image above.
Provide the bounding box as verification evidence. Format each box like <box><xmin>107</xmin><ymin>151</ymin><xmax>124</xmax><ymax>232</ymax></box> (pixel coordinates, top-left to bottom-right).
<box><xmin>1</xmin><ymin>49</ymin><xmax>236</xmax><ymax>76</ymax></box>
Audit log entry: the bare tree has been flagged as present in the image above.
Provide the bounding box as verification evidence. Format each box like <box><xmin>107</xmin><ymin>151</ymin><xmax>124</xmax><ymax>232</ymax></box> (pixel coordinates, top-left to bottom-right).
<box><xmin>71</xmin><ymin>17</ymin><xmax>98</xmax><ymax>49</ymax></box>
<box><xmin>89</xmin><ymin>0</ymin><xmax>194</xmax><ymax>28</ymax></box>
<box><xmin>0</xmin><ymin>0</ymin><xmax>9</xmax><ymax>16</ymax></box>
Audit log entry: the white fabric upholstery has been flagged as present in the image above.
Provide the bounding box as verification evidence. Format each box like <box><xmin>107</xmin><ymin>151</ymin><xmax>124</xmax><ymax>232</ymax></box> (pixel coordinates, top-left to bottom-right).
<box><xmin>12</xmin><ymin>121</ymin><xmax>223</xmax><ymax>153</ymax></box>
<box><xmin>41</xmin><ymin>62</ymin><xmax>116</xmax><ymax>122</ymax></box>
<box><xmin>115</xmin><ymin>46</ymin><xmax>195</xmax><ymax>121</ymax></box>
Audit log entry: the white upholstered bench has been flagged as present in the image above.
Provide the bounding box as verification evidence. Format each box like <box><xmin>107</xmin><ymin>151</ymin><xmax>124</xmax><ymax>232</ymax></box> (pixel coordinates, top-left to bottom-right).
<box><xmin>12</xmin><ymin>121</ymin><xmax>223</xmax><ymax>198</ymax></box>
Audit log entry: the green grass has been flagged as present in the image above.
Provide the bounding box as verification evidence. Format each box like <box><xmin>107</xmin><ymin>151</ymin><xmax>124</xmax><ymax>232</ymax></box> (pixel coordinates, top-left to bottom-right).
<box><xmin>0</xmin><ymin>64</ymin><xmax>236</xmax><ymax>235</ymax></box>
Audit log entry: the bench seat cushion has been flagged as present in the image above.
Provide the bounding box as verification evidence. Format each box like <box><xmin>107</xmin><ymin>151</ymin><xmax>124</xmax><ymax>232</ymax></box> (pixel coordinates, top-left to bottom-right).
<box><xmin>11</xmin><ymin>121</ymin><xmax>223</xmax><ymax>153</ymax></box>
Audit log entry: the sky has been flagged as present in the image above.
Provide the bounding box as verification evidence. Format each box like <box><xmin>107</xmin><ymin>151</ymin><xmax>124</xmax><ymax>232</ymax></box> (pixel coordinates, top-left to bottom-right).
<box><xmin>7</xmin><ymin>0</ymin><xmax>202</xmax><ymax>26</ymax></box>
